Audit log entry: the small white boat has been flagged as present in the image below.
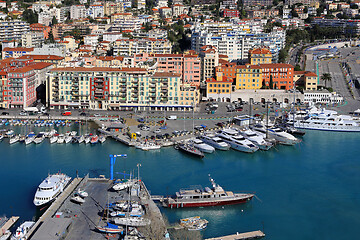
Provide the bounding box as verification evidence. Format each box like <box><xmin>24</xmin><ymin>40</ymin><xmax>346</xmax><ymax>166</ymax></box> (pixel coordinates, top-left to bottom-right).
<box><xmin>239</xmin><ymin>128</ymin><xmax>272</xmax><ymax>150</ymax></box>
<box><xmin>135</xmin><ymin>142</ymin><xmax>161</xmax><ymax>151</ymax></box>
<box><xmin>189</xmin><ymin>139</ymin><xmax>215</xmax><ymax>153</ymax></box>
<box><xmin>84</xmin><ymin>135</ymin><xmax>91</xmax><ymax>144</ymax></box>
<box><xmin>64</xmin><ymin>135</ymin><xmax>72</xmax><ymax>144</ymax></box>
<box><xmin>49</xmin><ymin>134</ymin><xmax>58</xmax><ymax>144</ymax></box>
<box><xmin>25</xmin><ymin>133</ymin><xmax>36</xmax><ymax>145</ymax></box>
<box><xmin>33</xmin><ymin>133</ymin><xmax>45</xmax><ymax>144</ymax></box>
<box><xmin>113</xmin><ymin>216</ymin><xmax>151</xmax><ymax>226</ymax></box>
<box><xmin>113</xmin><ymin>179</ymin><xmax>136</xmax><ymax>191</ymax></box>
<box><xmin>96</xmin><ymin>223</ymin><xmax>123</xmax><ymax>234</ymax></box>
<box><xmin>99</xmin><ymin>135</ymin><xmax>106</xmax><ymax>143</ymax></box>
<box><xmin>0</xmin><ymin>135</ymin><xmax>4</xmax><ymax>142</ymax></box>
<box><xmin>57</xmin><ymin>134</ymin><xmax>65</xmax><ymax>144</ymax></box>
<box><xmin>0</xmin><ymin>230</ymin><xmax>11</xmax><ymax>240</ymax></box>
<box><xmin>77</xmin><ymin>189</ymin><xmax>88</xmax><ymax>198</ymax></box>
<box><xmin>78</xmin><ymin>135</ymin><xmax>85</xmax><ymax>144</ymax></box>
<box><xmin>180</xmin><ymin>216</ymin><xmax>208</xmax><ymax>231</ymax></box>
<box><xmin>70</xmin><ymin>131</ymin><xmax>77</xmax><ymax>136</ymax></box>
<box><xmin>9</xmin><ymin>135</ymin><xmax>20</xmax><ymax>144</ymax></box>
<box><xmin>6</xmin><ymin>130</ymin><xmax>14</xmax><ymax>137</ymax></box>
<box><xmin>71</xmin><ymin>195</ymin><xmax>85</xmax><ymax>204</ymax></box>
<box><xmin>10</xmin><ymin>221</ymin><xmax>35</xmax><ymax>240</ymax></box>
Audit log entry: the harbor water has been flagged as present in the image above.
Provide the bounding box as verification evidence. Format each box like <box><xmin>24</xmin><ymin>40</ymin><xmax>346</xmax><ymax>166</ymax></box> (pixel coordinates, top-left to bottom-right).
<box><xmin>1</xmin><ymin>124</ymin><xmax>360</xmax><ymax>239</ymax></box>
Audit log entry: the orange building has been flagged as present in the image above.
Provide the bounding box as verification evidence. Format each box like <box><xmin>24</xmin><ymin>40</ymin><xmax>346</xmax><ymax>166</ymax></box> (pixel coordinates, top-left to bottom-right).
<box><xmin>215</xmin><ymin>61</ymin><xmax>238</xmax><ymax>81</ymax></box>
<box><xmin>30</xmin><ymin>23</ymin><xmax>51</xmax><ymax>39</ymax></box>
<box><xmin>248</xmin><ymin>47</ymin><xmax>272</xmax><ymax>65</ymax></box>
<box><xmin>259</xmin><ymin>63</ymin><xmax>294</xmax><ymax>90</ymax></box>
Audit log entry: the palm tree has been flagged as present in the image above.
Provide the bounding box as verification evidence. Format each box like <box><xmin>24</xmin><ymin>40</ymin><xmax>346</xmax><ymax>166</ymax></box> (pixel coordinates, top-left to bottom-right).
<box><xmin>321</xmin><ymin>73</ymin><xmax>332</xmax><ymax>88</ymax></box>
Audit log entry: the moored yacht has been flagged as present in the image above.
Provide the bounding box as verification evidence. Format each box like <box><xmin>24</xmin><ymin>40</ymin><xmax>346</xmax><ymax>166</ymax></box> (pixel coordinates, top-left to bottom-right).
<box><xmin>188</xmin><ymin>139</ymin><xmax>215</xmax><ymax>153</ymax></box>
<box><xmin>57</xmin><ymin>134</ymin><xmax>65</xmax><ymax>144</ymax></box>
<box><xmin>10</xmin><ymin>221</ymin><xmax>35</xmax><ymax>240</ymax></box>
<box><xmin>238</xmin><ymin>128</ymin><xmax>273</xmax><ymax>150</ymax></box>
<box><xmin>49</xmin><ymin>134</ymin><xmax>58</xmax><ymax>144</ymax></box>
<box><xmin>164</xmin><ymin>176</ymin><xmax>253</xmax><ymax>208</ymax></box>
<box><xmin>199</xmin><ymin>135</ymin><xmax>230</xmax><ymax>150</ymax></box>
<box><xmin>9</xmin><ymin>135</ymin><xmax>20</xmax><ymax>144</ymax></box>
<box><xmin>33</xmin><ymin>133</ymin><xmax>45</xmax><ymax>144</ymax></box>
<box><xmin>33</xmin><ymin>173</ymin><xmax>71</xmax><ymax>207</ymax></box>
<box><xmin>216</xmin><ymin>129</ymin><xmax>259</xmax><ymax>153</ymax></box>
<box><xmin>252</xmin><ymin>124</ymin><xmax>299</xmax><ymax>146</ymax></box>
<box><xmin>25</xmin><ymin>132</ymin><xmax>36</xmax><ymax>145</ymax></box>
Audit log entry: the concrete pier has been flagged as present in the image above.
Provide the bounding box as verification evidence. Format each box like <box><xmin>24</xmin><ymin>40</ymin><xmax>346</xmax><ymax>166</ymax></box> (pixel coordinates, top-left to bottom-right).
<box><xmin>0</xmin><ymin>216</ymin><xmax>19</xmax><ymax>236</ymax></box>
<box><xmin>206</xmin><ymin>230</ymin><xmax>265</xmax><ymax>240</ymax></box>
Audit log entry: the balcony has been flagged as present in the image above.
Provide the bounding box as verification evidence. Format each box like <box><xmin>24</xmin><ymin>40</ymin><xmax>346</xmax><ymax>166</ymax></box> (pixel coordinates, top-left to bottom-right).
<box><xmin>161</xmin><ymin>89</ymin><xmax>168</xmax><ymax>93</ymax></box>
<box><xmin>94</xmin><ymin>78</ymin><xmax>104</xmax><ymax>83</ymax></box>
<box><xmin>95</xmin><ymin>84</ymin><xmax>103</xmax><ymax>88</ymax></box>
<box><xmin>149</xmin><ymin>84</ymin><xmax>156</xmax><ymax>88</ymax></box>
<box><xmin>149</xmin><ymin>88</ymin><xmax>156</xmax><ymax>93</ymax></box>
<box><xmin>131</xmin><ymin>93</ymin><xmax>138</xmax><ymax>98</ymax></box>
<box><xmin>52</xmin><ymin>93</ymin><xmax>59</xmax><ymax>97</ymax></box>
<box><xmin>131</xmin><ymin>79</ymin><xmax>139</xmax><ymax>83</ymax></box>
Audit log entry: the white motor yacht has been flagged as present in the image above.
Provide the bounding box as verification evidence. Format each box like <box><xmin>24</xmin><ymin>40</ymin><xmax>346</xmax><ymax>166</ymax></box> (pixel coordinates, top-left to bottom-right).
<box><xmin>239</xmin><ymin>128</ymin><xmax>272</xmax><ymax>150</ymax></box>
<box><xmin>216</xmin><ymin>129</ymin><xmax>259</xmax><ymax>153</ymax></box>
<box><xmin>188</xmin><ymin>139</ymin><xmax>215</xmax><ymax>153</ymax></box>
<box><xmin>78</xmin><ymin>135</ymin><xmax>85</xmax><ymax>144</ymax></box>
<box><xmin>57</xmin><ymin>134</ymin><xmax>65</xmax><ymax>144</ymax></box>
<box><xmin>9</xmin><ymin>135</ymin><xmax>20</xmax><ymax>144</ymax></box>
<box><xmin>6</xmin><ymin>130</ymin><xmax>14</xmax><ymax>137</ymax></box>
<box><xmin>99</xmin><ymin>135</ymin><xmax>106</xmax><ymax>143</ymax></box>
<box><xmin>0</xmin><ymin>135</ymin><xmax>4</xmax><ymax>142</ymax></box>
<box><xmin>199</xmin><ymin>135</ymin><xmax>230</xmax><ymax>150</ymax></box>
<box><xmin>84</xmin><ymin>135</ymin><xmax>91</xmax><ymax>144</ymax></box>
<box><xmin>11</xmin><ymin>221</ymin><xmax>35</xmax><ymax>240</ymax></box>
<box><xmin>253</xmin><ymin>124</ymin><xmax>299</xmax><ymax>145</ymax></box>
<box><xmin>33</xmin><ymin>173</ymin><xmax>71</xmax><ymax>207</ymax></box>
<box><xmin>33</xmin><ymin>133</ymin><xmax>45</xmax><ymax>144</ymax></box>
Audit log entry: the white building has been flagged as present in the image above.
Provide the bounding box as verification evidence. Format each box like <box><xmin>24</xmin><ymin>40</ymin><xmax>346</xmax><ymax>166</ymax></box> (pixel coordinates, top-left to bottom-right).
<box><xmin>103</xmin><ymin>32</ymin><xmax>124</xmax><ymax>42</ymax></box>
<box><xmin>31</xmin><ymin>43</ymin><xmax>66</xmax><ymax>57</ymax></box>
<box><xmin>0</xmin><ymin>20</ymin><xmax>30</xmax><ymax>43</ymax></box>
<box><xmin>191</xmin><ymin>22</ymin><xmax>285</xmax><ymax>62</ymax></box>
<box><xmin>21</xmin><ymin>31</ymin><xmax>45</xmax><ymax>48</ymax></box>
<box><xmin>304</xmin><ymin>90</ymin><xmax>344</xmax><ymax>104</ymax></box>
<box><xmin>156</xmin><ymin>0</ymin><xmax>168</xmax><ymax>8</ymax></box>
<box><xmin>84</xmin><ymin>35</ymin><xmax>99</xmax><ymax>47</ymax></box>
<box><xmin>70</xmin><ymin>5</ymin><xmax>87</xmax><ymax>20</ymax></box>
<box><xmin>88</xmin><ymin>4</ymin><xmax>104</xmax><ymax>18</ymax></box>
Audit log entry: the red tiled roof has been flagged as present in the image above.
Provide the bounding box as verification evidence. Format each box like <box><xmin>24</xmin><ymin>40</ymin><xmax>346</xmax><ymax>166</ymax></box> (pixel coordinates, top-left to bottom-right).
<box><xmin>249</xmin><ymin>47</ymin><xmax>272</xmax><ymax>55</ymax></box>
<box><xmin>29</xmin><ymin>62</ymin><xmax>53</xmax><ymax>69</ymax></box>
<box><xmin>18</xmin><ymin>55</ymin><xmax>64</xmax><ymax>61</ymax></box>
<box><xmin>206</xmin><ymin>76</ymin><xmax>233</xmax><ymax>83</ymax></box>
<box><xmin>8</xmin><ymin>66</ymin><xmax>34</xmax><ymax>73</ymax></box>
<box><xmin>51</xmin><ymin>67</ymin><xmax>147</xmax><ymax>72</ymax></box>
<box><xmin>3</xmin><ymin>47</ymin><xmax>34</xmax><ymax>52</ymax></box>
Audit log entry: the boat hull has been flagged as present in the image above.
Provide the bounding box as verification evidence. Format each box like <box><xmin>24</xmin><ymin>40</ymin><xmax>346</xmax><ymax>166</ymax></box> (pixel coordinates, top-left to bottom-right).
<box><xmin>166</xmin><ymin>196</ymin><xmax>253</xmax><ymax>208</ymax></box>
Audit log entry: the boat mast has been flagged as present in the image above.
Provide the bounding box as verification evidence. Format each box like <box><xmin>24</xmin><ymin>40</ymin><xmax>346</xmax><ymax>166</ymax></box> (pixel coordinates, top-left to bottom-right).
<box><xmin>266</xmin><ymin>102</ymin><xmax>269</xmax><ymax>139</ymax></box>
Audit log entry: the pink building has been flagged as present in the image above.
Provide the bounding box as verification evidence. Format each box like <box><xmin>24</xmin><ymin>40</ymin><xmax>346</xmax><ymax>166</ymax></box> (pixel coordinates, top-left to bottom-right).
<box><xmin>133</xmin><ymin>53</ymin><xmax>201</xmax><ymax>86</ymax></box>
<box><xmin>7</xmin><ymin>66</ymin><xmax>37</xmax><ymax>108</ymax></box>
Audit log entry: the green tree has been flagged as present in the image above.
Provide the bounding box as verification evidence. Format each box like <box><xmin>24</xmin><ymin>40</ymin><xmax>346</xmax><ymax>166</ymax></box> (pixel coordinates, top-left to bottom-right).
<box><xmin>294</xmin><ymin>64</ymin><xmax>302</xmax><ymax>71</ymax></box>
<box><xmin>51</xmin><ymin>16</ymin><xmax>58</xmax><ymax>25</ymax></box>
<box><xmin>269</xmin><ymin>75</ymin><xmax>274</xmax><ymax>89</ymax></box>
<box><xmin>22</xmin><ymin>9</ymin><xmax>38</xmax><ymax>24</ymax></box>
<box><xmin>321</xmin><ymin>73</ymin><xmax>332</xmax><ymax>88</ymax></box>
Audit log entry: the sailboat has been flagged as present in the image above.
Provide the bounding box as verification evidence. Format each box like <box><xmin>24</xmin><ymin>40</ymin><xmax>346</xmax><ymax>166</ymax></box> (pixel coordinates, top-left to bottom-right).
<box><xmin>96</xmin><ymin>193</ymin><xmax>124</xmax><ymax>234</ymax></box>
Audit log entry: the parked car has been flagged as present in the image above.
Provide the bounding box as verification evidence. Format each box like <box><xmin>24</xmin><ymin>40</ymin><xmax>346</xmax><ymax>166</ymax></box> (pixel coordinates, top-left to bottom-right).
<box><xmin>93</xmin><ymin>113</ymin><xmax>100</xmax><ymax>117</ymax></box>
<box><xmin>137</xmin><ymin>118</ymin><xmax>145</xmax><ymax>123</ymax></box>
<box><xmin>1</xmin><ymin>112</ymin><xmax>9</xmax><ymax>115</ymax></box>
<box><xmin>173</xmin><ymin>130</ymin><xmax>180</xmax><ymax>136</ymax></box>
<box><xmin>216</xmin><ymin>122</ymin><xmax>224</xmax><ymax>127</ymax></box>
<box><xmin>80</xmin><ymin>112</ymin><xmax>86</xmax><ymax>116</ymax></box>
<box><xmin>19</xmin><ymin>111</ymin><xmax>28</xmax><ymax>116</ymax></box>
<box><xmin>194</xmin><ymin>126</ymin><xmax>204</xmax><ymax>131</ymax></box>
<box><xmin>166</xmin><ymin>115</ymin><xmax>177</xmax><ymax>120</ymax></box>
<box><xmin>61</xmin><ymin>111</ymin><xmax>72</xmax><ymax>116</ymax></box>
<box><xmin>153</xmin><ymin>129</ymin><xmax>161</xmax><ymax>134</ymax></box>
<box><xmin>138</xmin><ymin>124</ymin><xmax>145</xmax><ymax>129</ymax></box>
<box><xmin>141</xmin><ymin>126</ymin><xmax>150</xmax><ymax>131</ymax></box>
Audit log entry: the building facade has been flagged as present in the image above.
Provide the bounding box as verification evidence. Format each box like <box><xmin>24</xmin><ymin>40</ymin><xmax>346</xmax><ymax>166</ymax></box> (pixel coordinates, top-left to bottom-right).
<box><xmin>48</xmin><ymin>68</ymin><xmax>199</xmax><ymax>111</ymax></box>
<box><xmin>113</xmin><ymin>38</ymin><xmax>172</xmax><ymax>56</ymax></box>
<box><xmin>0</xmin><ymin>20</ymin><xmax>30</xmax><ymax>43</ymax></box>
<box><xmin>236</xmin><ymin>65</ymin><xmax>262</xmax><ymax>90</ymax></box>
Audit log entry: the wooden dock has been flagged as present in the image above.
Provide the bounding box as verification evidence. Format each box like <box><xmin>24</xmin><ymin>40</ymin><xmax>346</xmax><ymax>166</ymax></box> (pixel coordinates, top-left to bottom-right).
<box><xmin>0</xmin><ymin>216</ymin><xmax>19</xmax><ymax>236</ymax></box>
<box><xmin>205</xmin><ymin>230</ymin><xmax>265</xmax><ymax>240</ymax></box>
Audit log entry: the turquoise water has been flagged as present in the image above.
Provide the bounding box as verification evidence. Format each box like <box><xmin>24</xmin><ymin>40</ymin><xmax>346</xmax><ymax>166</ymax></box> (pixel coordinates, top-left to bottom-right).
<box><xmin>1</xmin><ymin>125</ymin><xmax>360</xmax><ymax>239</ymax></box>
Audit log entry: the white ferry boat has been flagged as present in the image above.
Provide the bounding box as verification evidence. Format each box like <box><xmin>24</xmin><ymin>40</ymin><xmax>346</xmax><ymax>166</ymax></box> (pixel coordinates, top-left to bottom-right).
<box><xmin>289</xmin><ymin>108</ymin><xmax>360</xmax><ymax>132</ymax></box>
<box><xmin>216</xmin><ymin>129</ymin><xmax>259</xmax><ymax>153</ymax></box>
<box><xmin>33</xmin><ymin>173</ymin><xmax>72</xmax><ymax>207</ymax></box>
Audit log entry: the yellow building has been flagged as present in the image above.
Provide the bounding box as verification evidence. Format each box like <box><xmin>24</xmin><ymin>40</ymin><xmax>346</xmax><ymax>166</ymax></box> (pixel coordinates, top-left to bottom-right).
<box><xmin>248</xmin><ymin>47</ymin><xmax>272</xmax><ymax>65</ymax></box>
<box><xmin>294</xmin><ymin>71</ymin><xmax>318</xmax><ymax>90</ymax></box>
<box><xmin>48</xmin><ymin>67</ymin><xmax>199</xmax><ymax>111</ymax></box>
<box><xmin>206</xmin><ymin>71</ymin><xmax>233</xmax><ymax>101</ymax></box>
<box><xmin>95</xmin><ymin>56</ymin><xmax>125</xmax><ymax>68</ymax></box>
<box><xmin>235</xmin><ymin>65</ymin><xmax>262</xmax><ymax>90</ymax></box>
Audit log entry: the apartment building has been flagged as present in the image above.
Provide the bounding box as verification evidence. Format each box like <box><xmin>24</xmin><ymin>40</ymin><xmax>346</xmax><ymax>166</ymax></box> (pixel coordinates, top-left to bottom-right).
<box><xmin>2</xmin><ymin>47</ymin><xmax>34</xmax><ymax>59</ymax></box>
<box><xmin>191</xmin><ymin>23</ymin><xmax>285</xmax><ymax>62</ymax></box>
<box><xmin>104</xmin><ymin>2</ymin><xmax>124</xmax><ymax>16</ymax></box>
<box><xmin>88</xmin><ymin>4</ymin><xmax>104</xmax><ymax>18</ymax></box>
<box><xmin>248</xmin><ymin>47</ymin><xmax>272</xmax><ymax>65</ymax></box>
<box><xmin>235</xmin><ymin>65</ymin><xmax>262</xmax><ymax>90</ymax></box>
<box><xmin>133</xmin><ymin>53</ymin><xmax>201</xmax><ymax>85</ymax></box>
<box><xmin>30</xmin><ymin>23</ymin><xmax>51</xmax><ymax>39</ymax></box>
<box><xmin>243</xmin><ymin>0</ymin><xmax>272</xmax><ymax>7</ymax></box>
<box><xmin>199</xmin><ymin>45</ymin><xmax>229</xmax><ymax>83</ymax></box>
<box><xmin>0</xmin><ymin>71</ymin><xmax>7</xmax><ymax>109</ymax></box>
<box><xmin>21</xmin><ymin>31</ymin><xmax>45</xmax><ymax>48</ymax></box>
<box><xmin>206</xmin><ymin>71</ymin><xmax>233</xmax><ymax>101</ymax></box>
<box><xmin>94</xmin><ymin>56</ymin><xmax>125</xmax><ymax>68</ymax></box>
<box><xmin>7</xmin><ymin>66</ymin><xmax>37</xmax><ymax>108</ymax></box>
<box><xmin>294</xmin><ymin>71</ymin><xmax>318</xmax><ymax>90</ymax></box>
<box><xmin>113</xmin><ymin>38</ymin><xmax>172</xmax><ymax>56</ymax></box>
<box><xmin>70</xmin><ymin>5</ymin><xmax>87</xmax><ymax>20</ymax></box>
<box><xmin>48</xmin><ymin>67</ymin><xmax>198</xmax><ymax>111</ymax></box>
<box><xmin>260</xmin><ymin>63</ymin><xmax>294</xmax><ymax>90</ymax></box>
<box><xmin>215</xmin><ymin>62</ymin><xmax>238</xmax><ymax>82</ymax></box>
<box><xmin>0</xmin><ymin>20</ymin><xmax>30</xmax><ymax>43</ymax></box>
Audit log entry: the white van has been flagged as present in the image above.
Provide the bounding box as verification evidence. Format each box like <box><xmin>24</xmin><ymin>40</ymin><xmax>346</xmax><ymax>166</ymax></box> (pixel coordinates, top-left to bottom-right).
<box><xmin>167</xmin><ymin>115</ymin><xmax>177</xmax><ymax>120</ymax></box>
